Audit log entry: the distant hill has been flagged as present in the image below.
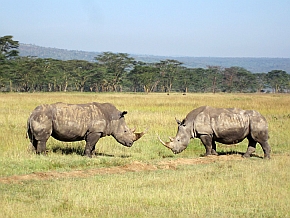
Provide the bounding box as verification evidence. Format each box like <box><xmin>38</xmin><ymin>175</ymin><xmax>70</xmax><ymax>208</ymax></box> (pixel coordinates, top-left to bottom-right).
<box><xmin>19</xmin><ymin>44</ymin><xmax>100</xmax><ymax>62</ymax></box>
<box><xmin>19</xmin><ymin>44</ymin><xmax>290</xmax><ymax>73</ymax></box>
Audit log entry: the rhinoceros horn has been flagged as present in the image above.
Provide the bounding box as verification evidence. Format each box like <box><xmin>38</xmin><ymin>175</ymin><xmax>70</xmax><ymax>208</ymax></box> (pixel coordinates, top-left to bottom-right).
<box><xmin>133</xmin><ymin>128</ymin><xmax>147</xmax><ymax>141</ymax></box>
<box><xmin>158</xmin><ymin>136</ymin><xmax>172</xmax><ymax>149</ymax></box>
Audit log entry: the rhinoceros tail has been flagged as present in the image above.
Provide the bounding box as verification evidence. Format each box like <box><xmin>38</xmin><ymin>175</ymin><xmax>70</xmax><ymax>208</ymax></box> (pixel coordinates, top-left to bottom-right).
<box><xmin>26</xmin><ymin>118</ymin><xmax>33</xmax><ymax>142</ymax></box>
<box><xmin>26</xmin><ymin>117</ymin><xmax>37</xmax><ymax>152</ymax></box>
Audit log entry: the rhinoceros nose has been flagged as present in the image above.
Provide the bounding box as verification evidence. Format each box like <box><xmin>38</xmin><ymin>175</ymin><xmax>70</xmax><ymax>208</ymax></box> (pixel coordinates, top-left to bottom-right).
<box><xmin>127</xmin><ymin>141</ymin><xmax>133</xmax><ymax>147</ymax></box>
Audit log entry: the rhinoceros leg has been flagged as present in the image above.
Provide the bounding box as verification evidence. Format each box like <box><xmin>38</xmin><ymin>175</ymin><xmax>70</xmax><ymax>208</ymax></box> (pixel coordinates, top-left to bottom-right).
<box><xmin>211</xmin><ymin>141</ymin><xmax>218</xmax><ymax>155</ymax></box>
<box><xmin>84</xmin><ymin>132</ymin><xmax>102</xmax><ymax>158</ymax></box>
<box><xmin>258</xmin><ymin>141</ymin><xmax>271</xmax><ymax>159</ymax></box>
<box><xmin>36</xmin><ymin>140</ymin><xmax>47</xmax><ymax>154</ymax></box>
<box><xmin>29</xmin><ymin>139</ymin><xmax>37</xmax><ymax>152</ymax></box>
<box><xmin>29</xmin><ymin>135</ymin><xmax>48</xmax><ymax>155</ymax></box>
<box><xmin>200</xmin><ymin>135</ymin><xmax>214</xmax><ymax>156</ymax></box>
<box><xmin>243</xmin><ymin>136</ymin><xmax>257</xmax><ymax>158</ymax></box>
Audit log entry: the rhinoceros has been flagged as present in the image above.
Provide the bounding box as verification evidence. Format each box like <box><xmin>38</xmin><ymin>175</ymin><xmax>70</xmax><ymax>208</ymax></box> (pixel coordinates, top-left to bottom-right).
<box><xmin>27</xmin><ymin>102</ymin><xmax>145</xmax><ymax>157</ymax></box>
<box><xmin>159</xmin><ymin>106</ymin><xmax>271</xmax><ymax>159</ymax></box>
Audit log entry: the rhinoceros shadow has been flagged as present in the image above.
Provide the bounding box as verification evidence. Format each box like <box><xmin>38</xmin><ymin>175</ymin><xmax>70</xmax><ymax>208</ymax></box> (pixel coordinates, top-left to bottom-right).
<box><xmin>50</xmin><ymin>145</ymin><xmax>131</xmax><ymax>158</ymax></box>
<box><xmin>94</xmin><ymin>152</ymin><xmax>131</xmax><ymax>158</ymax></box>
<box><xmin>211</xmin><ymin>151</ymin><xmax>263</xmax><ymax>159</ymax></box>
<box><xmin>50</xmin><ymin>145</ymin><xmax>84</xmax><ymax>155</ymax></box>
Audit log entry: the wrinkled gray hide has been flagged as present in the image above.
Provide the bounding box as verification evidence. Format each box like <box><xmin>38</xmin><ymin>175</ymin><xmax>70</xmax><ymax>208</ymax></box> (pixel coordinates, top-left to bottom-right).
<box><xmin>27</xmin><ymin>102</ymin><xmax>144</xmax><ymax>157</ymax></box>
<box><xmin>159</xmin><ymin>106</ymin><xmax>271</xmax><ymax>159</ymax></box>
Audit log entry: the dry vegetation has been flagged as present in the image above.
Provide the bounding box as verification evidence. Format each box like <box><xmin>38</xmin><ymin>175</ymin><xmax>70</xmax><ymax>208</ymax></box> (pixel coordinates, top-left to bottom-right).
<box><xmin>0</xmin><ymin>92</ymin><xmax>289</xmax><ymax>217</ymax></box>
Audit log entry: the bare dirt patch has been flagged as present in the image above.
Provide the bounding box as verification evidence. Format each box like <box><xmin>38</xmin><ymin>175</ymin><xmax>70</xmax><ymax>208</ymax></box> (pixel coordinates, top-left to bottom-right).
<box><xmin>0</xmin><ymin>155</ymin><xmax>243</xmax><ymax>184</ymax></box>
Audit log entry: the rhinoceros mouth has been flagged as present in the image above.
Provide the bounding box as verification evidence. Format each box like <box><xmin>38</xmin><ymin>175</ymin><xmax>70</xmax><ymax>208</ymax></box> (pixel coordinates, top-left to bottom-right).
<box><xmin>124</xmin><ymin>142</ymin><xmax>133</xmax><ymax>147</ymax></box>
<box><xmin>114</xmin><ymin>138</ymin><xmax>134</xmax><ymax>147</ymax></box>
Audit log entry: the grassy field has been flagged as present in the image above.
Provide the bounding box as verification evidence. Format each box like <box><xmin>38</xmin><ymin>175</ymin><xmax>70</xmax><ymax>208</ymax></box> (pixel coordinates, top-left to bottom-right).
<box><xmin>0</xmin><ymin>92</ymin><xmax>289</xmax><ymax>217</ymax></box>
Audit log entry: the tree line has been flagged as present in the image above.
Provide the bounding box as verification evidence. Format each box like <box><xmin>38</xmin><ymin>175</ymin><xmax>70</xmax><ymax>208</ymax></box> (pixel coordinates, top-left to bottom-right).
<box><xmin>1</xmin><ymin>35</ymin><xmax>289</xmax><ymax>93</ymax></box>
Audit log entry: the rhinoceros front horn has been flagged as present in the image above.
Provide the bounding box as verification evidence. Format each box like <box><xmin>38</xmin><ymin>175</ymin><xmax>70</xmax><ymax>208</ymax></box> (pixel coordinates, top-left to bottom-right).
<box><xmin>158</xmin><ymin>136</ymin><xmax>172</xmax><ymax>149</ymax></box>
<box><xmin>134</xmin><ymin>132</ymin><xmax>145</xmax><ymax>141</ymax></box>
<box><xmin>133</xmin><ymin>128</ymin><xmax>147</xmax><ymax>141</ymax></box>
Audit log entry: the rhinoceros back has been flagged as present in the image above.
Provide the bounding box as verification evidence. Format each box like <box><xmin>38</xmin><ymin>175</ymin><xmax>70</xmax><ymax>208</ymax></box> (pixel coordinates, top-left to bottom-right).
<box><xmin>50</xmin><ymin>102</ymin><xmax>108</xmax><ymax>141</ymax></box>
<box><xmin>210</xmin><ymin>108</ymin><xmax>250</xmax><ymax>140</ymax></box>
<box><xmin>192</xmin><ymin>107</ymin><xmax>250</xmax><ymax>143</ymax></box>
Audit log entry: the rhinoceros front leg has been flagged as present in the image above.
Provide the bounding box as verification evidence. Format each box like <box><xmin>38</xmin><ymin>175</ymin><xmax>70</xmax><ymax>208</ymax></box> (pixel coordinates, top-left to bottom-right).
<box><xmin>200</xmin><ymin>135</ymin><xmax>214</xmax><ymax>156</ymax></box>
<box><xmin>84</xmin><ymin>132</ymin><xmax>102</xmax><ymax>158</ymax></box>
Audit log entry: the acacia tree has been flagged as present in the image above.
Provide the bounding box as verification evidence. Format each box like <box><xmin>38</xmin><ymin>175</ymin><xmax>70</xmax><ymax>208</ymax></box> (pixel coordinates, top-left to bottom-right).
<box><xmin>0</xmin><ymin>35</ymin><xmax>19</xmax><ymax>60</ymax></box>
<box><xmin>156</xmin><ymin>59</ymin><xmax>183</xmax><ymax>93</ymax></box>
<box><xmin>39</xmin><ymin>58</ymin><xmax>64</xmax><ymax>92</ymax></box>
<box><xmin>128</xmin><ymin>63</ymin><xmax>160</xmax><ymax>93</ymax></box>
<box><xmin>66</xmin><ymin>60</ymin><xmax>97</xmax><ymax>92</ymax></box>
<box><xmin>233</xmin><ymin>67</ymin><xmax>256</xmax><ymax>93</ymax></box>
<box><xmin>222</xmin><ymin>67</ymin><xmax>239</xmax><ymax>92</ymax></box>
<box><xmin>10</xmin><ymin>57</ymin><xmax>39</xmax><ymax>92</ymax></box>
<box><xmin>207</xmin><ymin>66</ymin><xmax>223</xmax><ymax>93</ymax></box>
<box><xmin>174</xmin><ymin>67</ymin><xmax>194</xmax><ymax>93</ymax></box>
<box><xmin>95</xmin><ymin>52</ymin><xmax>134</xmax><ymax>92</ymax></box>
<box><xmin>0</xmin><ymin>35</ymin><xmax>20</xmax><ymax>90</ymax></box>
<box><xmin>190</xmin><ymin>68</ymin><xmax>210</xmax><ymax>92</ymax></box>
<box><xmin>86</xmin><ymin>64</ymin><xmax>105</xmax><ymax>92</ymax></box>
<box><xmin>254</xmin><ymin>73</ymin><xmax>268</xmax><ymax>92</ymax></box>
<box><xmin>0</xmin><ymin>59</ymin><xmax>12</xmax><ymax>90</ymax></box>
<box><xmin>266</xmin><ymin>70</ymin><xmax>289</xmax><ymax>93</ymax></box>
<box><xmin>126</xmin><ymin>62</ymin><xmax>144</xmax><ymax>92</ymax></box>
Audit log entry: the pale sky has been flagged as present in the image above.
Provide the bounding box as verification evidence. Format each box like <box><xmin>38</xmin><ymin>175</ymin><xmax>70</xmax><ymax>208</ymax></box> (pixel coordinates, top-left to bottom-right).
<box><xmin>1</xmin><ymin>0</ymin><xmax>289</xmax><ymax>58</ymax></box>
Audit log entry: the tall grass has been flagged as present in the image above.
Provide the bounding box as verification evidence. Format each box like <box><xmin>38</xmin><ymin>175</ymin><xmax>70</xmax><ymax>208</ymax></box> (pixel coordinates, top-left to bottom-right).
<box><xmin>0</xmin><ymin>92</ymin><xmax>290</xmax><ymax>217</ymax></box>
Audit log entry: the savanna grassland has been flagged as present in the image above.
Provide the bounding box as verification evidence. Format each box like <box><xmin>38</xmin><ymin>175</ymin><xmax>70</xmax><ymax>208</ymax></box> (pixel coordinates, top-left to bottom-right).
<box><xmin>0</xmin><ymin>92</ymin><xmax>289</xmax><ymax>217</ymax></box>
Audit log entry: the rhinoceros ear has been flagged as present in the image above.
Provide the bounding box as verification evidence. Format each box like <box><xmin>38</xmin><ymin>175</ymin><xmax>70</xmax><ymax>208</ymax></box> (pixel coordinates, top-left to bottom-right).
<box><xmin>175</xmin><ymin>118</ymin><xmax>182</xmax><ymax>125</ymax></box>
<box><xmin>120</xmin><ymin>111</ymin><xmax>128</xmax><ymax>118</ymax></box>
<box><xmin>176</xmin><ymin>118</ymin><xmax>186</xmax><ymax>126</ymax></box>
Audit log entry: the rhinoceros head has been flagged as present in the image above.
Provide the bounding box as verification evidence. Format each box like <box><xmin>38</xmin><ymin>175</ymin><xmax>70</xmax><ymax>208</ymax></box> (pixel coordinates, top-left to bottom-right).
<box><xmin>159</xmin><ymin>118</ymin><xmax>193</xmax><ymax>154</ymax></box>
<box><xmin>111</xmin><ymin>111</ymin><xmax>145</xmax><ymax>147</ymax></box>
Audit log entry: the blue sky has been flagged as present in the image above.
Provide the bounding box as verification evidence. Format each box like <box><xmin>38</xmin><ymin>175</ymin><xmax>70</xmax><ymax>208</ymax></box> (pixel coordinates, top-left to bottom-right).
<box><xmin>1</xmin><ymin>0</ymin><xmax>289</xmax><ymax>57</ymax></box>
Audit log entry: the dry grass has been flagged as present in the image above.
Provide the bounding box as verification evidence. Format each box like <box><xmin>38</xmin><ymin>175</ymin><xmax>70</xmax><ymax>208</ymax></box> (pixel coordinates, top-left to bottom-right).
<box><xmin>1</xmin><ymin>156</ymin><xmax>289</xmax><ymax>217</ymax></box>
<box><xmin>0</xmin><ymin>92</ymin><xmax>290</xmax><ymax>217</ymax></box>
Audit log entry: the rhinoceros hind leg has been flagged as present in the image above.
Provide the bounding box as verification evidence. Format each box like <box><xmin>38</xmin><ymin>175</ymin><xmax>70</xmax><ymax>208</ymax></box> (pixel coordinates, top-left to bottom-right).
<box><xmin>36</xmin><ymin>140</ymin><xmax>47</xmax><ymax>155</ymax></box>
<box><xmin>259</xmin><ymin>141</ymin><xmax>271</xmax><ymax>159</ymax></box>
<box><xmin>211</xmin><ymin>141</ymin><xmax>218</xmax><ymax>155</ymax></box>
<box><xmin>29</xmin><ymin>138</ymin><xmax>38</xmax><ymax>152</ymax></box>
<box><xmin>243</xmin><ymin>137</ymin><xmax>257</xmax><ymax>158</ymax></box>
